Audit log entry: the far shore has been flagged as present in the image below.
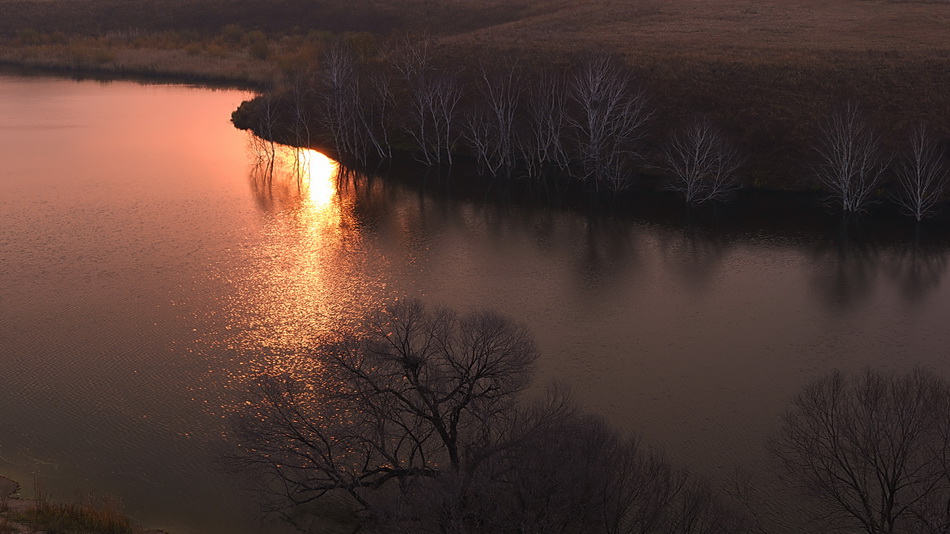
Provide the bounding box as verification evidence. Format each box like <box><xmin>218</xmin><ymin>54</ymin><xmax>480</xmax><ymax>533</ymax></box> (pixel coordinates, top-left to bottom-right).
<box><xmin>2</xmin><ymin>0</ymin><xmax>950</xmax><ymax>195</ymax></box>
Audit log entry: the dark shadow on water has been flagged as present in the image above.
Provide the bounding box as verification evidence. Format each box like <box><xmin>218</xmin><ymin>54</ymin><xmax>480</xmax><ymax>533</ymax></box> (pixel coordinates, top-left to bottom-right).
<box><xmin>808</xmin><ymin>215</ymin><xmax>881</xmax><ymax>312</ymax></box>
<box><xmin>249</xmin><ymin>151</ymin><xmax>950</xmax><ymax>304</ymax></box>
<box><xmin>887</xmin><ymin>226</ymin><xmax>950</xmax><ymax>303</ymax></box>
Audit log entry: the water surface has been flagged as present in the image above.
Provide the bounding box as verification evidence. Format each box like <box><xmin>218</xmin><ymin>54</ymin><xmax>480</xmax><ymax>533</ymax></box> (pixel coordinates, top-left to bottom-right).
<box><xmin>2</xmin><ymin>72</ymin><xmax>950</xmax><ymax>533</ymax></box>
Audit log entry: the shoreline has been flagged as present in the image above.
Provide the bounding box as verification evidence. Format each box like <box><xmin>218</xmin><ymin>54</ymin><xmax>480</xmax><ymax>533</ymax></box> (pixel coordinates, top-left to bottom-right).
<box><xmin>0</xmin><ymin>475</ymin><xmax>35</xmax><ymax>533</ymax></box>
<box><xmin>0</xmin><ymin>474</ymin><xmax>168</xmax><ymax>534</ymax></box>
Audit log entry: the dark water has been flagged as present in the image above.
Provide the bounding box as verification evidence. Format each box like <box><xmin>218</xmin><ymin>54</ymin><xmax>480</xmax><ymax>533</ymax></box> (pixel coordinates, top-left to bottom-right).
<box><xmin>2</xmin><ymin>73</ymin><xmax>950</xmax><ymax>533</ymax></box>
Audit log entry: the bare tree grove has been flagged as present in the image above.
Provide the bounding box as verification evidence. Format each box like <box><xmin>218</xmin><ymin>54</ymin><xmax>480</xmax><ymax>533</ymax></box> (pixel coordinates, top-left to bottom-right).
<box><xmin>465</xmin><ymin>60</ymin><xmax>522</xmax><ymax>177</ymax></box>
<box><xmin>234</xmin><ymin>299</ymin><xmax>745</xmax><ymax>534</ymax></box>
<box><xmin>568</xmin><ymin>54</ymin><xmax>651</xmax><ymax>192</ymax></box>
<box><xmin>239</xmin><ymin>39</ymin><xmax>950</xmax><ymax>216</ymax></box>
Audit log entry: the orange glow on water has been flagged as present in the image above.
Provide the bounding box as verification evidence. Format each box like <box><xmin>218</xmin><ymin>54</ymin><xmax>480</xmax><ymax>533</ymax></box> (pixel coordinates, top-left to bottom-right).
<box><xmin>212</xmin><ymin>142</ymin><xmax>389</xmax><ymax>382</ymax></box>
<box><xmin>300</xmin><ymin>150</ymin><xmax>338</xmax><ymax>208</ymax></box>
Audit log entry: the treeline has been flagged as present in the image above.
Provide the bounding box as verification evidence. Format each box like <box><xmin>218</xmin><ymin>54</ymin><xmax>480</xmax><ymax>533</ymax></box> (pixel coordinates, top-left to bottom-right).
<box><xmin>232</xmin><ymin>36</ymin><xmax>950</xmax><ymax>219</ymax></box>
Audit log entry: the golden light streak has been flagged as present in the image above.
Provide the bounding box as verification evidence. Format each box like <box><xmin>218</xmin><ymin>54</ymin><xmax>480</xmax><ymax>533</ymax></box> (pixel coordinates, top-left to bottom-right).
<box><xmin>205</xmin><ymin>141</ymin><xmax>389</xmax><ymax>390</ymax></box>
<box><xmin>298</xmin><ymin>150</ymin><xmax>338</xmax><ymax>209</ymax></box>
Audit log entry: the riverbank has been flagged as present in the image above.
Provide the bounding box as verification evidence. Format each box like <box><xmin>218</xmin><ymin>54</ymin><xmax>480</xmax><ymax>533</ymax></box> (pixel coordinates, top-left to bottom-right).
<box><xmin>3</xmin><ymin>0</ymin><xmax>950</xmax><ymax>197</ymax></box>
<box><xmin>0</xmin><ymin>475</ymin><xmax>166</xmax><ymax>534</ymax></box>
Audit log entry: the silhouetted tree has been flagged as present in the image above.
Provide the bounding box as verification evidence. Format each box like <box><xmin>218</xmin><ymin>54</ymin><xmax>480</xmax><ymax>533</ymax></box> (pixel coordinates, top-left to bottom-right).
<box><xmin>234</xmin><ymin>299</ymin><xmax>538</xmax><ymax>511</ymax></box>
<box><xmin>770</xmin><ymin>368</ymin><xmax>950</xmax><ymax>534</ymax></box>
<box><xmin>235</xmin><ymin>300</ymin><xmax>745</xmax><ymax>533</ymax></box>
<box><xmin>893</xmin><ymin>125</ymin><xmax>948</xmax><ymax>221</ymax></box>
<box><xmin>359</xmin><ymin>389</ymin><xmax>743</xmax><ymax>534</ymax></box>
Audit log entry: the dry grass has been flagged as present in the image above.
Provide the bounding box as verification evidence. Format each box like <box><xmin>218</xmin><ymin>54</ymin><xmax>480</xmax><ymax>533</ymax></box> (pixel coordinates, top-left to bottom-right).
<box><xmin>0</xmin><ymin>478</ymin><xmax>161</xmax><ymax>534</ymax></box>
<box><xmin>443</xmin><ymin>0</ymin><xmax>950</xmax><ymax>58</ymax></box>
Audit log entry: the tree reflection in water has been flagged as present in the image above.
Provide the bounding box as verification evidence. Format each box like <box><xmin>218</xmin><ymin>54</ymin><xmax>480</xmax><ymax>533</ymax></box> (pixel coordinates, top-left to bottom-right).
<box><xmin>808</xmin><ymin>215</ymin><xmax>881</xmax><ymax>311</ymax></box>
<box><xmin>888</xmin><ymin>230</ymin><xmax>949</xmax><ymax>303</ymax></box>
<box><xmin>808</xmin><ymin>216</ymin><xmax>950</xmax><ymax>309</ymax></box>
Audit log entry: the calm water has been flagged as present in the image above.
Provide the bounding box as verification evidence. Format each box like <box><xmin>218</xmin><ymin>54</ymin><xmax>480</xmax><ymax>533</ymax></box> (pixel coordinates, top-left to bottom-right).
<box><xmin>3</xmin><ymin>73</ymin><xmax>950</xmax><ymax>533</ymax></box>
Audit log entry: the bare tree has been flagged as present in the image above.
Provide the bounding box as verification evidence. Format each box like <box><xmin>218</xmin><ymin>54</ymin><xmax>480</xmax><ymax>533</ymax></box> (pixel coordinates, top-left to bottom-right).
<box><xmin>568</xmin><ymin>54</ymin><xmax>651</xmax><ymax>192</ymax></box>
<box><xmin>363</xmin><ymin>70</ymin><xmax>396</xmax><ymax>161</ymax></box>
<box><xmin>893</xmin><ymin>125</ymin><xmax>948</xmax><ymax>221</ymax></box>
<box><xmin>247</xmin><ymin>94</ymin><xmax>279</xmax><ymax>176</ymax></box>
<box><xmin>235</xmin><ymin>300</ymin><xmax>746</xmax><ymax>533</ymax></box>
<box><xmin>464</xmin><ymin>60</ymin><xmax>522</xmax><ymax>177</ymax></box>
<box><xmin>360</xmin><ymin>390</ymin><xmax>744</xmax><ymax>534</ymax></box>
<box><xmin>318</xmin><ymin>41</ymin><xmax>363</xmax><ymax>163</ymax></box>
<box><xmin>390</xmin><ymin>36</ymin><xmax>463</xmax><ymax>166</ymax></box>
<box><xmin>234</xmin><ymin>299</ymin><xmax>539</xmax><ymax>514</ymax></box>
<box><xmin>812</xmin><ymin>103</ymin><xmax>889</xmax><ymax>213</ymax></box>
<box><xmin>663</xmin><ymin>119</ymin><xmax>743</xmax><ymax>203</ymax></box>
<box><xmin>518</xmin><ymin>66</ymin><xmax>570</xmax><ymax>183</ymax></box>
<box><xmin>283</xmin><ymin>70</ymin><xmax>314</xmax><ymax>150</ymax></box>
<box><xmin>769</xmin><ymin>367</ymin><xmax>950</xmax><ymax>534</ymax></box>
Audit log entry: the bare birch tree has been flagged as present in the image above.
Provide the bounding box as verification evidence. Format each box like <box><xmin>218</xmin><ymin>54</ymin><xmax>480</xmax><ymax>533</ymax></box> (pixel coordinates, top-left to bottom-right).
<box><xmin>318</xmin><ymin>41</ymin><xmax>363</xmax><ymax>163</ymax></box>
<box><xmin>893</xmin><ymin>125</ymin><xmax>948</xmax><ymax>221</ymax></box>
<box><xmin>390</xmin><ymin>36</ymin><xmax>463</xmax><ymax>166</ymax></box>
<box><xmin>362</xmin><ymin>70</ymin><xmax>396</xmax><ymax>161</ymax></box>
<box><xmin>812</xmin><ymin>103</ymin><xmax>889</xmax><ymax>212</ymax></box>
<box><xmin>285</xmin><ymin>71</ymin><xmax>313</xmax><ymax>150</ymax></box>
<box><xmin>663</xmin><ymin>119</ymin><xmax>743</xmax><ymax>203</ymax></box>
<box><xmin>568</xmin><ymin>54</ymin><xmax>651</xmax><ymax>192</ymax></box>
<box><xmin>464</xmin><ymin>60</ymin><xmax>522</xmax><ymax>177</ymax></box>
<box><xmin>519</xmin><ymin>66</ymin><xmax>570</xmax><ymax>183</ymax></box>
<box><xmin>247</xmin><ymin>93</ymin><xmax>278</xmax><ymax>176</ymax></box>
<box><xmin>770</xmin><ymin>367</ymin><xmax>950</xmax><ymax>534</ymax></box>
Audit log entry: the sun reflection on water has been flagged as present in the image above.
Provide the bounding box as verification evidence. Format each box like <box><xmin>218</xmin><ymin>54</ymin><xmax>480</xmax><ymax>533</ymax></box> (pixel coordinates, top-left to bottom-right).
<box><xmin>205</xmin><ymin>143</ymin><xmax>391</xmax><ymax>390</ymax></box>
<box><xmin>299</xmin><ymin>150</ymin><xmax>338</xmax><ymax>208</ymax></box>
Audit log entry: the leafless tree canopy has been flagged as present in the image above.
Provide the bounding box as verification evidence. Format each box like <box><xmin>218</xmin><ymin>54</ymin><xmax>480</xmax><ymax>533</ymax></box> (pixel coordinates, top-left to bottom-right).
<box><xmin>465</xmin><ymin>60</ymin><xmax>522</xmax><ymax>178</ymax></box>
<box><xmin>893</xmin><ymin>125</ymin><xmax>949</xmax><ymax>221</ymax></box>
<box><xmin>388</xmin><ymin>36</ymin><xmax>463</xmax><ymax>166</ymax></box>
<box><xmin>518</xmin><ymin>66</ymin><xmax>570</xmax><ymax>182</ymax></box>
<box><xmin>663</xmin><ymin>119</ymin><xmax>743</xmax><ymax>203</ymax></box>
<box><xmin>568</xmin><ymin>54</ymin><xmax>651</xmax><ymax>192</ymax></box>
<box><xmin>812</xmin><ymin>103</ymin><xmax>890</xmax><ymax>213</ymax></box>
<box><xmin>769</xmin><ymin>367</ymin><xmax>950</xmax><ymax>534</ymax></box>
<box><xmin>234</xmin><ymin>300</ymin><xmax>744</xmax><ymax>533</ymax></box>
<box><xmin>234</xmin><ymin>299</ymin><xmax>537</xmax><ymax>509</ymax></box>
<box><xmin>316</xmin><ymin>40</ymin><xmax>394</xmax><ymax>166</ymax></box>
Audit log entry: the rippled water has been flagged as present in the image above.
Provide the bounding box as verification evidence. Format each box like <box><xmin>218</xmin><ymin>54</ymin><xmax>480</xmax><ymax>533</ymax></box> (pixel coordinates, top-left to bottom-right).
<box><xmin>3</xmin><ymin>73</ymin><xmax>950</xmax><ymax>533</ymax></box>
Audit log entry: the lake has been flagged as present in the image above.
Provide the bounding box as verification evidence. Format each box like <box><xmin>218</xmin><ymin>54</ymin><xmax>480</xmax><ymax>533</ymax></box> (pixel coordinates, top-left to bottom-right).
<box><xmin>2</xmin><ymin>71</ymin><xmax>950</xmax><ymax>533</ymax></box>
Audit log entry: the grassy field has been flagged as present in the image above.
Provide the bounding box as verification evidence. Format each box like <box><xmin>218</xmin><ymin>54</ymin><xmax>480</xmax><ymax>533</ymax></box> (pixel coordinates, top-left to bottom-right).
<box><xmin>2</xmin><ymin>0</ymin><xmax>949</xmax><ymax>189</ymax></box>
